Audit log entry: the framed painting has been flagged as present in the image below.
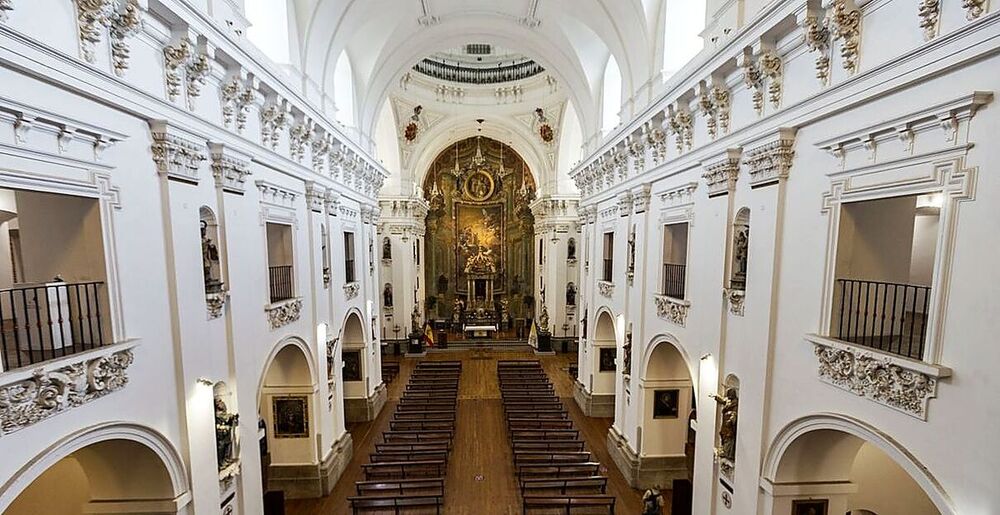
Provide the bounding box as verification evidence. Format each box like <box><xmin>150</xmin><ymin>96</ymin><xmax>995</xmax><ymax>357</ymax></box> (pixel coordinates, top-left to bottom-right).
<box><xmin>272</xmin><ymin>396</ymin><xmax>309</xmax><ymax>438</ymax></box>
<box><xmin>343</xmin><ymin>349</ymin><xmax>362</xmax><ymax>381</ymax></box>
<box><xmin>791</xmin><ymin>499</ymin><xmax>828</xmax><ymax>515</ymax></box>
<box><xmin>599</xmin><ymin>347</ymin><xmax>616</xmax><ymax>372</ymax></box>
<box><xmin>653</xmin><ymin>389</ymin><xmax>680</xmax><ymax>419</ymax></box>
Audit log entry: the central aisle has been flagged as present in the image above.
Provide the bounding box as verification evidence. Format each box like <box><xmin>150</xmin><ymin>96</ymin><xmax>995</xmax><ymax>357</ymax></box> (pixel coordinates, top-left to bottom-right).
<box><xmin>285</xmin><ymin>351</ymin><xmax>645</xmax><ymax>515</ymax></box>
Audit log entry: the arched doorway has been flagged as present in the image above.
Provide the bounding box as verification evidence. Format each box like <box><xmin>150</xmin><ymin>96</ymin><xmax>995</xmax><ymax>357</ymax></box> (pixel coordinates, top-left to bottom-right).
<box><xmin>762</xmin><ymin>416</ymin><xmax>950</xmax><ymax>515</ymax></box>
<box><xmin>1</xmin><ymin>424</ymin><xmax>190</xmax><ymax>515</ymax></box>
<box><xmin>257</xmin><ymin>339</ymin><xmax>319</xmax><ymax>499</ymax></box>
<box><xmin>632</xmin><ymin>337</ymin><xmax>696</xmax><ymax>490</ymax></box>
<box><xmin>579</xmin><ymin>310</ymin><xmax>617</xmax><ymax>417</ymax></box>
<box><xmin>341</xmin><ymin>311</ymin><xmax>379</xmax><ymax>423</ymax></box>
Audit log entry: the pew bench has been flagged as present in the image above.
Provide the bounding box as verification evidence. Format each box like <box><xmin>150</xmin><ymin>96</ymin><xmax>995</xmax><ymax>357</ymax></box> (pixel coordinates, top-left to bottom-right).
<box><xmin>390</xmin><ymin>420</ymin><xmax>456</xmax><ymax>431</ymax></box>
<box><xmin>519</xmin><ymin>476</ymin><xmax>608</xmax><ymax>497</ymax></box>
<box><xmin>513</xmin><ymin>440</ymin><xmax>587</xmax><ymax>452</ymax></box>
<box><xmin>355</xmin><ymin>477</ymin><xmax>444</xmax><ymax>497</ymax></box>
<box><xmin>376</xmin><ymin>442</ymin><xmax>451</xmax><ymax>454</ymax></box>
<box><xmin>521</xmin><ymin>495</ymin><xmax>616</xmax><ymax>515</ymax></box>
<box><xmin>514</xmin><ymin>451</ymin><xmax>593</xmax><ymax>467</ymax></box>
<box><xmin>507</xmin><ymin>418</ymin><xmax>575</xmax><ymax>430</ymax></box>
<box><xmin>348</xmin><ymin>494</ymin><xmax>444</xmax><ymax>514</ymax></box>
<box><xmin>517</xmin><ymin>462</ymin><xmax>601</xmax><ymax>480</ymax></box>
<box><xmin>509</xmin><ymin>429</ymin><xmax>580</xmax><ymax>441</ymax></box>
<box><xmin>362</xmin><ymin>460</ymin><xmax>446</xmax><ymax>481</ymax></box>
<box><xmin>371</xmin><ymin>450</ymin><xmax>449</xmax><ymax>464</ymax></box>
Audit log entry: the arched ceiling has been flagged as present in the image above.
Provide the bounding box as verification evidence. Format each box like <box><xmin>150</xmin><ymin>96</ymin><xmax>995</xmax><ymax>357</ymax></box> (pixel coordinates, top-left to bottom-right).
<box><xmin>294</xmin><ymin>0</ymin><xmax>659</xmax><ymax>141</ymax></box>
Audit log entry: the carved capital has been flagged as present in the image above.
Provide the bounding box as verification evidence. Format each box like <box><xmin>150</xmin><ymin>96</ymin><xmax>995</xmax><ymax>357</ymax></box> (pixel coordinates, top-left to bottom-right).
<box><xmin>745</xmin><ymin>128</ymin><xmax>797</xmax><ymax>187</ymax></box>
<box><xmin>701</xmin><ymin>148</ymin><xmax>742</xmax><ymax>197</ymax></box>
<box><xmin>210</xmin><ymin>143</ymin><xmax>252</xmax><ymax>194</ymax></box>
<box><xmin>597</xmin><ymin>281</ymin><xmax>615</xmax><ymax>298</ymax></box>
<box><xmin>150</xmin><ymin>121</ymin><xmax>206</xmax><ymax>183</ymax></box>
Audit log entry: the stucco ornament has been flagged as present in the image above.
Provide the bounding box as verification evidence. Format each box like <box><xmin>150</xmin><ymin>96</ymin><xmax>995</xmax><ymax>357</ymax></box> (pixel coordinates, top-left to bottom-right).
<box><xmin>266</xmin><ymin>298</ymin><xmax>302</xmax><ymax>329</ymax></box>
<box><xmin>812</xmin><ymin>340</ymin><xmax>940</xmax><ymax>419</ymax></box>
<box><xmin>654</xmin><ymin>295</ymin><xmax>689</xmax><ymax>327</ymax></box>
<box><xmin>803</xmin><ymin>14</ymin><xmax>832</xmax><ymax>84</ymax></box>
<box><xmin>825</xmin><ymin>0</ymin><xmax>862</xmax><ymax>74</ymax></box>
<box><xmin>0</xmin><ymin>348</ymin><xmax>134</xmax><ymax>435</ymax></box>
<box><xmin>597</xmin><ymin>280</ymin><xmax>615</xmax><ymax>298</ymax></box>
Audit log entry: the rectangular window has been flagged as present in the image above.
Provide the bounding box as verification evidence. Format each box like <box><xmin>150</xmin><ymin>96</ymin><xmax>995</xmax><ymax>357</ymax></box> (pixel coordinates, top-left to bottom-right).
<box><xmin>0</xmin><ymin>189</ymin><xmax>113</xmax><ymax>370</ymax></box>
<box><xmin>661</xmin><ymin>223</ymin><xmax>689</xmax><ymax>299</ymax></box>
<box><xmin>266</xmin><ymin>222</ymin><xmax>295</xmax><ymax>303</ymax></box>
<box><xmin>344</xmin><ymin>232</ymin><xmax>356</xmax><ymax>284</ymax></box>
<box><xmin>602</xmin><ymin>232</ymin><xmax>614</xmax><ymax>282</ymax></box>
<box><xmin>831</xmin><ymin>194</ymin><xmax>940</xmax><ymax>360</ymax></box>
<box><xmin>539</xmin><ymin>238</ymin><xmax>544</xmax><ymax>265</ymax></box>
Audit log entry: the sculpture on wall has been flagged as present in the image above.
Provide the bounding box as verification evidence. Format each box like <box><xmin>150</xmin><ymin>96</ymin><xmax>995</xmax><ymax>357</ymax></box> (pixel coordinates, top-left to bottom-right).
<box><xmin>201</xmin><ymin>220</ymin><xmax>223</xmax><ymax>293</ymax></box>
<box><xmin>382</xmin><ymin>237</ymin><xmax>392</xmax><ymax>260</ymax></box>
<box><xmin>623</xmin><ymin>325</ymin><xmax>633</xmax><ymax>376</ymax></box>
<box><xmin>712</xmin><ymin>387</ymin><xmax>739</xmax><ymax>463</ymax></box>
<box><xmin>566</xmin><ymin>282</ymin><xmax>577</xmax><ymax>306</ymax></box>
<box><xmin>567</xmin><ymin>237</ymin><xmax>577</xmax><ymax>261</ymax></box>
<box><xmin>214</xmin><ymin>397</ymin><xmax>240</xmax><ymax>470</ymax></box>
<box><xmin>383</xmin><ymin>283</ymin><xmax>393</xmax><ymax>307</ymax></box>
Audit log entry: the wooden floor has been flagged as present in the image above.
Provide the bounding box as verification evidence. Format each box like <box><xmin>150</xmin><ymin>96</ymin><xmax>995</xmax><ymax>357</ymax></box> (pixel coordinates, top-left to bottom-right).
<box><xmin>285</xmin><ymin>350</ymin><xmax>644</xmax><ymax>515</ymax></box>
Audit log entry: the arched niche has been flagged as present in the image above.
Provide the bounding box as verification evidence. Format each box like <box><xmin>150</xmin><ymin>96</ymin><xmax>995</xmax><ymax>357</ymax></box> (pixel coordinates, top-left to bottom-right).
<box><xmin>0</xmin><ymin>423</ymin><xmax>190</xmax><ymax>515</ymax></box>
<box><xmin>763</xmin><ymin>416</ymin><xmax>949</xmax><ymax>515</ymax></box>
<box><xmin>257</xmin><ymin>338</ymin><xmax>318</xmax><ymax>496</ymax></box>
<box><xmin>730</xmin><ymin>207</ymin><xmax>750</xmax><ymax>291</ymax></box>
<box><xmin>340</xmin><ymin>310</ymin><xmax>367</xmax><ymax>398</ymax></box>
<box><xmin>200</xmin><ymin>206</ymin><xmax>224</xmax><ymax>295</ymax></box>
<box><xmin>634</xmin><ymin>337</ymin><xmax>697</xmax><ymax>488</ymax></box>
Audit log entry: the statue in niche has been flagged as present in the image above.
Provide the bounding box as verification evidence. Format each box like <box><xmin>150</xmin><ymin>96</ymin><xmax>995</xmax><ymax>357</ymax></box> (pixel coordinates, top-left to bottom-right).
<box><xmin>711</xmin><ymin>387</ymin><xmax>740</xmax><ymax>462</ymax></box>
<box><xmin>511</xmin><ymin>274</ymin><xmax>522</xmax><ymax>294</ymax></box>
<box><xmin>383</xmin><ymin>283</ymin><xmax>393</xmax><ymax>307</ymax></box>
<box><xmin>382</xmin><ymin>237</ymin><xmax>392</xmax><ymax>260</ymax></box>
<box><xmin>437</xmin><ymin>274</ymin><xmax>449</xmax><ymax>295</ymax></box>
<box><xmin>201</xmin><ymin>221</ymin><xmax>223</xmax><ymax>293</ymax></box>
<box><xmin>641</xmin><ymin>485</ymin><xmax>665</xmax><ymax>515</ymax></box>
<box><xmin>567</xmin><ymin>238</ymin><xmax>577</xmax><ymax>261</ymax></box>
<box><xmin>623</xmin><ymin>327</ymin><xmax>633</xmax><ymax>376</ymax></box>
<box><xmin>452</xmin><ymin>296</ymin><xmax>465</xmax><ymax>323</ymax></box>
<box><xmin>215</xmin><ymin>397</ymin><xmax>240</xmax><ymax>470</ymax></box>
<box><xmin>732</xmin><ymin>227</ymin><xmax>749</xmax><ymax>290</ymax></box>
<box><xmin>566</xmin><ymin>282</ymin><xmax>577</xmax><ymax>306</ymax></box>
<box><xmin>627</xmin><ymin>226</ymin><xmax>636</xmax><ymax>274</ymax></box>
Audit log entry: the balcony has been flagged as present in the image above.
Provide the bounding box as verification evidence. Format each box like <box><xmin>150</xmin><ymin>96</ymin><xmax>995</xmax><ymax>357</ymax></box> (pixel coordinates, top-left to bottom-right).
<box><xmin>833</xmin><ymin>278</ymin><xmax>929</xmax><ymax>361</ymax></box>
<box><xmin>661</xmin><ymin>263</ymin><xmax>687</xmax><ymax>299</ymax></box>
<box><xmin>0</xmin><ymin>281</ymin><xmax>109</xmax><ymax>372</ymax></box>
<box><xmin>268</xmin><ymin>265</ymin><xmax>294</xmax><ymax>303</ymax></box>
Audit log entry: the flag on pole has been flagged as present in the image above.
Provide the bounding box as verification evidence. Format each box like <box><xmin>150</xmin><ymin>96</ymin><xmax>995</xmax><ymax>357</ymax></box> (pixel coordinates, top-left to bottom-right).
<box><xmin>424</xmin><ymin>323</ymin><xmax>435</xmax><ymax>348</ymax></box>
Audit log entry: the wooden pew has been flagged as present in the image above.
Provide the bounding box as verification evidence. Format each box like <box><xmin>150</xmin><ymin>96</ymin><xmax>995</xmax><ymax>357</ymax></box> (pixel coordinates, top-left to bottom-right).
<box><xmin>507</xmin><ymin>418</ymin><xmax>575</xmax><ymax>430</ymax></box>
<box><xmin>382</xmin><ymin>430</ymin><xmax>453</xmax><ymax>446</ymax></box>
<box><xmin>503</xmin><ymin>410</ymin><xmax>568</xmax><ymax>420</ymax></box>
<box><xmin>376</xmin><ymin>442</ymin><xmax>451</xmax><ymax>454</ymax></box>
<box><xmin>390</xmin><ymin>419</ymin><xmax>455</xmax><ymax>431</ymax></box>
<box><xmin>354</xmin><ymin>477</ymin><xmax>444</xmax><ymax>497</ymax></box>
<box><xmin>348</xmin><ymin>494</ymin><xmax>444</xmax><ymax>514</ymax></box>
<box><xmin>514</xmin><ymin>451</ymin><xmax>593</xmax><ymax>467</ymax></box>
<box><xmin>392</xmin><ymin>411</ymin><xmax>456</xmax><ymax>421</ymax></box>
<box><xmin>371</xmin><ymin>450</ymin><xmax>449</xmax><ymax>463</ymax></box>
<box><xmin>516</xmin><ymin>462</ymin><xmax>601</xmax><ymax>480</ymax></box>
<box><xmin>362</xmin><ymin>460</ymin><xmax>446</xmax><ymax>481</ymax></box>
<box><xmin>509</xmin><ymin>429</ymin><xmax>580</xmax><ymax>441</ymax></box>
<box><xmin>503</xmin><ymin>402</ymin><xmax>564</xmax><ymax>412</ymax></box>
<box><xmin>519</xmin><ymin>476</ymin><xmax>608</xmax><ymax>497</ymax></box>
<box><xmin>513</xmin><ymin>441</ymin><xmax>586</xmax><ymax>452</ymax></box>
<box><xmin>521</xmin><ymin>495</ymin><xmax>616</xmax><ymax>514</ymax></box>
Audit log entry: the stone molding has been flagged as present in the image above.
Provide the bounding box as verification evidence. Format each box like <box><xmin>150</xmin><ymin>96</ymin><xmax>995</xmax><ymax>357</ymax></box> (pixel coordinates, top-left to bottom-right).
<box><xmin>744</xmin><ymin>128</ymin><xmax>797</xmax><ymax>188</ymax></box>
<box><xmin>266</xmin><ymin>298</ymin><xmax>302</xmax><ymax>329</ymax></box>
<box><xmin>210</xmin><ymin>143</ymin><xmax>252</xmax><ymax>194</ymax></box>
<box><xmin>304</xmin><ymin>182</ymin><xmax>327</xmax><ymax>213</ymax></box>
<box><xmin>0</xmin><ymin>344</ymin><xmax>135</xmax><ymax>435</ymax></box>
<box><xmin>597</xmin><ymin>280</ymin><xmax>615</xmax><ymax>298</ymax></box>
<box><xmin>724</xmin><ymin>288</ymin><xmax>745</xmax><ymax>316</ymax></box>
<box><xmin>255</xmin><ymin>180</ymin><xmax>298</xmax><ymax>208</ymax></box>
<box><xmin>150</xmin><ymin>120</ymin><xmax>206</xmax><ymax>183</ymax></box>
<box><xmin>806</xmin><ymin>334</ymin><xmax>951</xmax><ymax>420</ymax></box>
<box><xmin>654</xmin><ymin>295</ymin><xmax>690</xmax><ymax>327</ymax></box>
<box><xmin>702</xmin><ymin>148</ymin><xmax>742</xmax><ymax>197</ymax></box>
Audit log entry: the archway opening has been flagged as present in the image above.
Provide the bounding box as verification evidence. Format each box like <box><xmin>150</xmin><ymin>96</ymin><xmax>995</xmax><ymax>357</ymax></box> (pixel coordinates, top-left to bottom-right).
<box><xmin>637</xmin><ymin>339</ymin><xmax>696</xmax><ymax>491</ymax></box>
<box><xmin>341</xmin><ymin>312</ymin><xmax>372</xmax><ymax>423</ymax></box>
<box><xmin>5</xmin><ymin>438</ymin><xmax>178</xmax><ymax>515</ymax></box>
<box><xmin>257</xmin><ymin>342</ymin><xmax>317</xmax><ymax>499</ymax></box>
<box><xmin>770</xmin><ymin>429</ymin><xmax>941</xmax><ymax>515</ymax></box>
<box><xmin>587</xmin><ymin>311</ymin><xmax>617</xmax><ymax>414</ymax></box>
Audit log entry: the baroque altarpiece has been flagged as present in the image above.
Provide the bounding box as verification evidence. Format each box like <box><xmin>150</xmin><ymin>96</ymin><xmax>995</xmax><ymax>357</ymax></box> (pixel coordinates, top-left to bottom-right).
<box><xmin>423</xmin><ymin>136</ymin><xmax>536</xmax><ymax>328</ymax></box>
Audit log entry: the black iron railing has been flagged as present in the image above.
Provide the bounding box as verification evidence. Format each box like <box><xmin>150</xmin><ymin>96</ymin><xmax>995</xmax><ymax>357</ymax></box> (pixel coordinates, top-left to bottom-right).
<box><xmin>0</xmin><ymin>281</ymin><xmax>107</xmax><ymax>371</ymax></box>
<box><xmin>268</xmin><ymin>265</ymin><xmax>294</xmax><ymax>303</ymax></box>
<box><xmin>602</xmin><ymin>259</ymin><xmax>613</xmax><ymax>282</ymax></box>
<box><xmin>345</xmin><ymin>259</ymin><xmax>356</xmax><ymax>284</ymax></box>
<box><xmin>413</xmin><ymin>59</ymin><xmax>546</xmax><ymax>84</ymax></box>
<box><xmin>662</xmin><ymin>263</ymin><xmax>687</xmax><ymax>299</ymax></box>
<box><xmin>834</xmin><ymin>278</ymin><xmax>931</xmax><ymax>360</ymax></box>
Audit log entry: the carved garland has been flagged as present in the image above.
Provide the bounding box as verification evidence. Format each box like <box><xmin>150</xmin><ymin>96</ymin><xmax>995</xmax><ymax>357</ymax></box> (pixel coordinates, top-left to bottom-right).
<box><xmin>654</xmin><ymin>295</ymin><xmax>690</xmax><ymax>326</ymax></box>
<box><xmin>0</xmin><ymin>0</ymin><xmax>12</xmax><ymax>22</ymax></box>
<box><xmin>266</xmin><ymin>298</ymin><xmax>302</xmax><ymax>329</ymax></box>
<box><xmin>221</xmin><ymin>77</ymin><xmax>255</xmax><ymax>132</ymax></box>
<box><xmin>741</xmin><ymin>54</ymin><xmax>765</xmax><ymax>115</ymax></box>
<box><xmin>811</xmin><ymin>338</ymin><xmax>943</xmax><ymax>419</ymax></box>
<box><xmin>803</xmin><ymin>14</ymin><xmax>832</xmax><ymax>85</ymax></box>
<box><xmin>918</xmin><ymin>0</ymin><xmax>941</xmax><ymax>41</ymax></box>
<box><xmin>825</xmin><ymin>0</ymin><xmax>862</xmax><ymax>74</ymax></box>
<box><xmin>109</xmin><ymin>0</ymin><xmax>142</xmax><ymax>76</ymax></box>
<box><xmin>963</xmin><ymin>0</ymin><xmax>987</xmax><ymax>19</ymax></box>
<box><xmin>597</xmin><ymin>281</ymin><xmax>615</xmax><ymax>298</ymax></box>
<box><xmin>0</xmin><ymin>348</ymin><xmax>135</xmax><ymax>435</ymax></box>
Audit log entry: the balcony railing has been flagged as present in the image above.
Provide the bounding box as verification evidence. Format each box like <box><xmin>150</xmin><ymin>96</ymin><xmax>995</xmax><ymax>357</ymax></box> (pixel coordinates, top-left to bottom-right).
<box><xmin>0</xmin><ymin>281</ymin><xmax>108</xmax><ymax>371</ymax></box>
<box><xmin>268</xmin><ymin>265</ymin><xmax>294</xmax><ymax>303</ymax></box>
<box><xmin>662</xmin><ymin>263</ymin><xmax>687</xmax><ymax>299</ymax></box>
<box><xmin>834</xmin><ymin>278</ymin><xmax>930</xmax><ymax>360</ymax></box>
<box><xmin>345</xmin><ymin>259</ymin><xmax>356</xmax><ymax>284</ymax></box>
<box><xmin>602</xmin><ymin>259</ymin><xmax>613</xmax><ymax>282</ymax></box>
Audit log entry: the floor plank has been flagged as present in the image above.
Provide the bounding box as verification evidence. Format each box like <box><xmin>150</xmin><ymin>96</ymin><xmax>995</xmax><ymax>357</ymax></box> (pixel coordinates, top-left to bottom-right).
<box><xmin>284</xmin><ymin>350</ymin><xmax>644</xmax><ymax>515</ymax></box>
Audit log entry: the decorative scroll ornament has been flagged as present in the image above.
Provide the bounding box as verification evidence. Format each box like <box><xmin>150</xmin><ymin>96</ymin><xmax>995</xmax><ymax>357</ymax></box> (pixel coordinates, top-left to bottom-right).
<box><xmin>745</xmin><ymin>129</ymin><xmax>796</xmax><ymax>187</ymax></box>
<box><xmin>803</xmin><ymin>14</ymin><xmax>832</xmax><ymax>85</ymax></box>
<box><xmin>221</xmin><ymin>77</ymin><xmax>255</xmax><ymax>132</ymax></box>
<box><xmin>759</xmin><ymin>52</ymin><xmax>783</xmax><ymax>109</ymax></box>
<box><xmin>343</xmin><ymin>282</ymin><xmax>360</xmax><ymax>300</ymax></box>
<box><xmin>289</xmin><ymin>120</ymin><xmax>312</xmax><ymax>162</ymax></box>
<box><xmin>0</xmin><ymin>0</ymin><xmax>13</xmax><ymax>23</ymax></box>
<box><xmin>76</xmin><ymin>0</ymin><xmax>114</xmax><ymax>63</ymax></box>
<box><xmin>918</xmin><ymin>0</ymin><xmax>940</xmax><ymax>40</ymax></box>
<box><xmin>741</xmin><ymin>53</ymin><xmax>765</xmax><ymax>115</ymax></box>
<box><xmin>668</xmin><ymin>107</ymin><xmax>694</xmax><ymax>153</ymax></box>
<box><xmin>206</xmin><ymin>291</ymin><xmax>228</xmax><ymax>319</ymax></box>
<box><xmin>266</xmin><ymin>298</ymin><xmax>302</xmax><ymax>329</ymax></box>
<box><xmin>260</xmin><ymin>103</ymin><xmax>288</xmax><ymax>150</ymax></box>
<box><xmin>163</xmin><ymin>39</ymin><xmax>193</xmax><ymax>101</ymax></box>
<box><xmin>185</xmin><ymin>53</ymin><xmax>211</xmax><ymax>108</ymax></box>
<box><xmin>644</xmin><ymin>123</ymin><xmax>667</xmax><ymax>165</ymax></box>
<box><xmin>724</xmin><ymin>288</ymin><xmax>745</xmax><ymax>316</ymax></box>
<box><xmin>825</xmin><ymin>0</ymin><xmax>862</xmax><ymax>74</ymax></box>
<box><xmin>151</xmin><ymin>128</ymin><xmax>207</xmax><ymax>183</ymax></box>
<box><xmin>311</xmin><ymin>133</ymin><xmax>332</xmax><ymax>173</ymax></box>
<box><xmin>597</xmin><ymin>280</ymin><xmax>615</xmax><ymax>298</ymax></box>
<box><xmin>698</xmin><ymin>87</ymin><xmax>718</xmax><ymax>139</ymax></box>
<box><xmin>963</xmin><ymin>0</ymin><xmax>987</xmax><ymax>19</ymax></box>
<box><xmin>701</xmin><ymin>149</ymin><xmax>742</xmax><ymax>197</ymax></box>
<box><xmin>811</xmin><ymin>338</ymin><xmax>943</xmax><ymax>419</ymax></box>
<box><xmin>211</xmin><ymin>147</ymin><xmax>251</xmax><ymax>194</ymax></box>
<box><xmin>0</xmin><ymin>348</ymin><xmax>135</xmax><ymax>435</ymax></box>
<box><xmin>627</xmin><ymin>135</ymin><xmax>646</xmax><ymax>174</ymax></box>
<box><xmin>109</xmin><ymin>0</ymin><xmax>142</xmax><ymax>76</ymax></box>
<box><xmin>654</xmin><ymin>295</ymin><xmax>690</xmax><ymax>326</ymax></box>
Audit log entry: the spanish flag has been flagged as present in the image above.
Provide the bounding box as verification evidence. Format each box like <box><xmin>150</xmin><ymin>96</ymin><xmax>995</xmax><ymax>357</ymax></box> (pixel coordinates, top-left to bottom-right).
<box><xmin>424</xmin><ymin>323</ymin><xmax>435</xmax><ymax>348</ymax></box>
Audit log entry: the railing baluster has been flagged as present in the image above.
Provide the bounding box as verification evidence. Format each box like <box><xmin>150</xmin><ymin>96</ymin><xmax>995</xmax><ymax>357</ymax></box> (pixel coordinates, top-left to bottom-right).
<box><xmin>834</xmin><ymin>278</ymin><xmax>930</xmax><ymax>361</ymax></box>
<box><xmin>93</xmin><ymin>283</ymin><xmax>104</xmax><ymax>349</ymax></box>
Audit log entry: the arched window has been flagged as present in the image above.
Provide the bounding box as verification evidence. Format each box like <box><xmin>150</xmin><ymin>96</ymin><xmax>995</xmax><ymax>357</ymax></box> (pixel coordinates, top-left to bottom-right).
<box><xmin>334</xmin><ymin>50</ymin><xmax>355</xmax><ymax>127</ymax></box>
<box><xmin>246</xmin><ymin>0</ymin><xmax>291</xmax><ymax>64</ymax></box>
<box><xmin>730</xmin><ymin>208</ymin><xmax>750</xmax><ymax>290</ymax></box>
<box><xmin>662</xmin><ymin>0</ymin><xmax>707</xmax><ymax>80</ymax></box>
<box><xmin>601</xmin><ymin>55</ymin><xmax>622</xmax><ymax>135</ymax></box>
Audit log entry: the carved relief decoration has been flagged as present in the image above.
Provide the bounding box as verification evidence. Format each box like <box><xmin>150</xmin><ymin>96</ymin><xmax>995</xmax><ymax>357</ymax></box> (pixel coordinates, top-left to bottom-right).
<box><xmin>760</xmin><ymin>52</ymin><xmax>783</xmax><ymax>109</ymax></box>
<box><xmin>75</xmin><ymin>0</ymin><xmax>114</xmax><ymax>63</ymax></box>
<box><xmin>654</xmin><ymin>295</ymin><xmax>690</xmax><ymax>326</ymax></box>
<box><xmin>825</xmin><ymin>0</ymin><xmax>862</xmax><ymax>74</ymax></box>
<box><xmin>211</xmin><ymin>145</ymin><xmax>252</xmax><ymax>194</ymax></box>
<box><xmin>163</xmin><ymin>39</ymin><xmax>193</xmax><ymax>101</ymax></box>
<box><xmin>918</xmin><ymin>0</ymin><xmax>941</xmax><ymax>40</ymax></box>
<box><xmin>206</xmin><ymin>291</ymin><xmax>227</xmax><ymax>319</ymax></box>
<box><xmin>745</xmin><ymin>129</ymin><xmax>796</xmax><ymax>187</ymax></box>
<box><xmin>151</xmin><ymin>125</ymin><xmax>206</xmax><ymax>183</ymax></box>
<box><xmin>668</xmin><ymin>106</ymin><xmax>694</xmax><ymax>153</ymax></box>
<box><xmin>343</xmin><ymin>282</ymin><xmax>360</xmax><ymax>300</ymax></box>
<box><xmin>740</xmin><ymin>52</ymin><xmax>765</xmax><ymax>115</ymax></box>
<box><xmin>702</xmin><ymin>149</ymin><xmax>741</xmax><ymax>197</ymax></box>
<box><xmin>0</xmin><ymin>1</ymin><xmax>12</xmax><ymax>23</ymax></box>
<box><xmin>109</xmin><ymin>0</ymin><xmax>142</xmax><ymax>76</ymax></box>
<box><xmin>698</xmin><ymin>84</ymin><xmax>731</xmax><ymax>139</ymax></box>
<box><xmin>0</xmin><ymin>348</ymin><xmax>135</xmax><ymax>435</ymax></box>
<box><xmin>221</xmin><ymin>77</ymin><xmax>256</xmax><ymax>132</ymax></box>
<box><xmin>811</xmin><ymin>338</ymin><xmax>944</xmax><ymax>419</ymax></box>
<box><xmin>260</xmin><ymin>102</ymin><xmax>289</xmax><ymax>150</ymax></box>
<box><xmin>185</xmin><ymin>53</ymin><xmax>211</xmax><ymax>108</ymax></box>
<box><xmin>597</xmin><ymin>280</ymin><xmax>615</xmax><ymax>298</ymax></box>
<box><xmin>963</xmin><ymin>0</ymin><xmax>987</xmax><ymax>19</ymax></box>
<box><xmin>266</xmin><ymin>298</ymin><xmax>302</xmax><ymax>329</ymax></box>
<box><xmin>724</xmin><ymin>288</ymin><xmax>745</xmax><ymax>316</ymax></box>
<box><xmin>803</xmin><ymin>13</ymin><xmax>832</xmax><ymax>85</ymax></box>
